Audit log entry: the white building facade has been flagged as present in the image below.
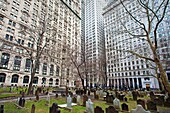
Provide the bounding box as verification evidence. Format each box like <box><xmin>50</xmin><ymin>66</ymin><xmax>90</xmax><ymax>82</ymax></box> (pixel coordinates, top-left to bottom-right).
<box><xmin>102</xmin><ymin>0</ymin><xmax>168</xmax><ymax>90</ymax></box>
<box><xmin>0</xmin><ymin>0</ymin><xmax>81</xmax><ymax>87</ymax></box>
<box><xmin>85</xmin><ymin>0</ymin><xmax>107</xmax><ymax>88</ymax></box>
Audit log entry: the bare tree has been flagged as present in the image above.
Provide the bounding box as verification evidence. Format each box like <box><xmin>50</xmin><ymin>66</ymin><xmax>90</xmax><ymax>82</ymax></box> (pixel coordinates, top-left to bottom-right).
<box><xmin>117</xmin><ymin>0</ymin><xmax>170</xmax><ymax>93</ymax></box>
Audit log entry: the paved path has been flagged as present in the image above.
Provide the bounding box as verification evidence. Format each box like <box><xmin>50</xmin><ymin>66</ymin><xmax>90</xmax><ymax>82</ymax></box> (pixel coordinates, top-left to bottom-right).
<box><xmin>0</xmin><ymin>93</ymin><xmax>56</xmax><ymax>103</ymax></box>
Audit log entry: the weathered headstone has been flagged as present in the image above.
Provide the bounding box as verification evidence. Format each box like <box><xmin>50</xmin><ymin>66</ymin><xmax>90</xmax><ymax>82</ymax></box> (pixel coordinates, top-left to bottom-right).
<box><xmin>132</xmin><ymin>91</ymin><xmax>138</xmax><ymax>101</ymax></box>
<box><xmin>146</xmin><ymin>100</ymin><xmax>157</xmax><ymax>111</ymax></box>
<box><xmin>137</xmin><ymin>99</ymin><xmax>146</xmax><ymax>109</ymax></box>
<box><xmin>124</xmin><ymin>97</ymin><xmax>127</xmax><ymax>102</ymax></box>
<box><xmin>113</xmin><ymin>98</ymin><xmax>120</xmax><ymax>110</ymax></box>
<box><xmin>72</xmin><ymin>96</ymin><xmax>77</xmax><ymax>103</ymax></box>
<box><xmin>77</xmin><ymin>95</ymin><xmax>81</xmax><ymax>105</ymax></box>
<box><xmin>35</xmin><ymin>90</ymin><xmax>39</xmax><ymax>101</ymax></box>
<box><xmin>149</xmin><ymin>91</ymin><xmax>155</xmax><ymax>101</ymax></box>
<box><xmin>45</xmin><ymin>93</ymin><xmax>50</xmax><ymax>106</ymax></box>
<box><xmin>19</xmin><ymin>97</ymin><xmax>25</xmax><ymax>107</ymax></box>
<box><xmin>88</xmin><ymin>90</ymin><xmax>91</xmax><ymax>96</ymax></box>
<box><xmin>132</xmin><ymin>105</ymin><xmax>150</xmax><ymax>113</ymax></box>
<box><xmin>94</xmin><ymin>106</ymin><xmax>104</xmax><ymax>113</ymax></box>
<box><xmin>106</xmin><ymin>106</ymin><xmax>118</xmax><ymax>113</ymax></box>
<box><xmin>55</xmin><ymin>94</ymin><xmax>58</xmax><ymax>98</ymax></box>
<box><xmin>121</xmin><ymin>103</ymin><xmax>129</xmax><ymax>111</ymax></box>
<box><xmin>67</xmin><ymin>95</ymin><xmax>72</xmax><ymax>108</ymax></box>
<box><xmin>85</xmin><ymin>99</ymin><xmax>94</xmax><ymax>113</ymax></box>
<box><xmin>0</xmin><ymin>105</ymin><xmax>4</xmax><ymax>113</ymax></box>
<box><xmin>49</xmin><ymin>103</ymin><xmax>60</xmax><ymax>113</ymax></box>
<box><xmin>83</xmin><ymin>95</ymin><xmax>88</xmax><ymax>107</ymax></box>
<box><xmin>31</xmin><ymin>104</ymin><xmax>35</xmax><ymax>113</ymax></box>
<box><xmin>164</xmin><ymin>97</ymin><xmax>170</xmax><ymax>107</ymax></box>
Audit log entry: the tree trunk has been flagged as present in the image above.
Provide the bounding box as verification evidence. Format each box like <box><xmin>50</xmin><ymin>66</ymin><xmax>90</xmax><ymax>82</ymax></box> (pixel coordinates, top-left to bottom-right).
<box><xmin>156</xmin><ymin>61</ymin><xmax>170</xmax><ymax>94</ymax></box>
<box><xmin>27</xmin><ymin>71</ymin><xmax>35</xmax><ymax>95</ymax></box>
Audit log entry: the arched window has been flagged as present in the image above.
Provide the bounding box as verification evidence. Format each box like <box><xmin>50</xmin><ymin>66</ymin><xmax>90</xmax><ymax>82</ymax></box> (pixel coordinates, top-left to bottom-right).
<box><xmin>1</xmin><ymin>53</ymin><xmax>10</xmax><ymax>69</ymax></box>
<box><xmin>0</xmin><ymin>73</ymin><xmax>6</xmax><ymax>82</ymax></box>
<box><xmin>13</xmin><ymin>56</ymin><xmax>22</xmax><ymax>71</ymax></box>
<box><xmin>25</xmin><ymin>59</ymin><xmax>31</xmax><ymax>72</ymax></box>
<box><xmin>56</xmin><ymin>66</ymin><xmax>60</xmax><ymax>76</ymax></box>
<box><xmin>50</xmin><ymin>64</ymin><xmax>54</xmax><ymax>76</ymax></box>
<box><xmin>56</xmin><ymin>79</ymin><xmax>59</xmax><ymax>85</ymax></box>
<box><xmin>42</xmin><ymin>77</ymin><xmax>46</xmax><ymax>84</ymax></box>
<box><xmin>49</xmin><ymin>78</ymin><xmax>53</xmax><ymax>86</ymax></box>
<box><xmin>11</xmin><ymin>74</ymin><xmax>19</xmax><ymax>83</ymax></box>
<box><xmin>23</xmin><ymin>76</ymin><xmax>29</xmax><ymax>83</ymax></box>
<box><xmin>42</xmin><ymin>63</ymin><xmax>47</xmax><ymax>75</ymax></box>
<box><xmin>33</xmin><ymin>77</ymin><xmax>38</xmax><ymax>84</ymax></box>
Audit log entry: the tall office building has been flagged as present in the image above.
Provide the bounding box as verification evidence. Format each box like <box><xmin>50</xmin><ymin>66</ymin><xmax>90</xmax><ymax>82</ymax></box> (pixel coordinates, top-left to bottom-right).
<box><xmin>0</xmin><ymin>0</ymin><xmax>81</xmax><ymax>87</ymax></box>
<box><xmin>103</xmin><ymin>0</ymin><xmax>169</xmax><ymax>89</ymax></box>
<box><xmin>81</xmin><ymin>0</ymin><xmax>85</xmax><ymax>61</ymax></box>
<box><xmin>85</xmin><ymin>0</ymin><xmax>106</xmax><ymax>87</ymax></box>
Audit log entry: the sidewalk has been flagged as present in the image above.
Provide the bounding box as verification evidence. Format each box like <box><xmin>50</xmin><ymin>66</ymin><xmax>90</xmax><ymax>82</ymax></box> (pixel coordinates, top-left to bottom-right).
<box><xmin>0</xmin><ymin>93</ymin><xmax>56</xmax><ymax>103</ymax></box>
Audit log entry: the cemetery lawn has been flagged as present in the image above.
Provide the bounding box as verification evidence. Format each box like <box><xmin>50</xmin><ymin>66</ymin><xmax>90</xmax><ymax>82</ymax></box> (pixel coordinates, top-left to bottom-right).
<box><xmin>3</xmin><ymin>96</ymin><xmax>170</xmax><ymax>113</ymax></box>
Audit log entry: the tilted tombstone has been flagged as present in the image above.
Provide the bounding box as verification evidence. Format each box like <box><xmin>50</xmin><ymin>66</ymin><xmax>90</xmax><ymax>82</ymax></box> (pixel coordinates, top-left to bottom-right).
<box><xmin>31</xmin><ymin>104</ymin><xmax>35</xmax><ymax>113</ymax></box>
<box><xmin>146</xmin><ymin>100</ymin><xmax>157</xmax><ymax>111</ymax></box>
<box><xmin>83</xmin><ymin>95</ymin><xmax>88</xmax><ymax>107</ymax></box>
<box><xmin>72</xmin><ymin>96</ymin><xmax>77</xmax><ymax>103</ymax></box>
<box><xmin>106</xmin><ymin>106</ymin><xmax>118</xmax><ymax>113</ymax></box>
<box><xmin>113</xmin><ymin>98</ymin><xmax>121</xmax><ymax>110</ymax></box>
<box><xmin>49</xmin><ymin>103</ymin><xmax>60</xmax><ymax>113</ymax></box>
<box><xmin>86</xmin><ymin>99</ymin><xmax>94</xmax><ymax>113</ymax></box>
<box><xmin>121</xmin><ymin>103</ymin><xmax>129</xmax><ymax>111</ymax></box>
<box><xmin>94</xmin><ymin>106</ymin><xmax>104</xmax><ymax>113</ymax></box>
<box><xmin>0</xmin><ymin>105</ymin><xmax>4</xmax><ymax>113</ymax></box>
<box><xmin>137</xmin><ymin>99</ymin><xmax>146</xmax><ymax>109</ymax></box>
<box><xmin>132</xmin><ymin>105</ymin><xmax>150</xmax><ymax>113</ymax></box>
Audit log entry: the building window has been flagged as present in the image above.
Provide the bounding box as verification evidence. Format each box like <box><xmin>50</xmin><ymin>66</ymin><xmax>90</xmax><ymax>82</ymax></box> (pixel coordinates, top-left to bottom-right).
<box><xmin>13</xmin><ymin>56</ymin><xmax>21</xmax><ymax>71</ymax></box>
<box><xmin>23</xmin><ymin>76</ymin><xmax>29</xmax><ymax>83</ymax></box>
<box><xmin>0</xmin><ymin>53</ymin><xmax>10</xmax><ymax>69</ymax></box>
<box><xmin>33</xmin><ymin>77</ymin><xmax>38</xmax><ymax>84</ymax></box>
<box><xmin>49</xmin><ymin>78</ymin><xmax>53</xmax><ymax>86</ymax></box>
<box><xmin>0</xmin><ymin>73</ymin><xmax>6</xmax><ymax>82</ymax></box>
<box><xmin>56</xmin><ymin>66</ymin><xmax>60</xmax><ymax>76</ymax></box>
<box><xmin>50</xmin><ymin>64</ymin><xmax>54</xmax><ymax>76</ymax></box>
<box><xmin>25</xmin><ymin>59</ymin><xmax>31</xmax><ymax>72</ymax></box>
<box><xmin>42</xmin><ymin>63</ymin><xmax>47</xmax><ymax>75</ymax></box>
<box><xmin>11</xmin><ymin>74</ymin><xmax>19</xmax><ymax>83</ymax></box>
<box><xmin>56</xmin><ymin>79</ymin><xmax>59</xmax><ymax>85</ymax></box>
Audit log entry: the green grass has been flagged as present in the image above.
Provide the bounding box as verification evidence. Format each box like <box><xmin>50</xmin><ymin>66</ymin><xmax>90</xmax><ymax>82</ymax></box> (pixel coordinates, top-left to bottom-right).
<box><xmin>2</xmin><ymin>96</ymin><xmax>170</xmax><ymax>113</ymax></box>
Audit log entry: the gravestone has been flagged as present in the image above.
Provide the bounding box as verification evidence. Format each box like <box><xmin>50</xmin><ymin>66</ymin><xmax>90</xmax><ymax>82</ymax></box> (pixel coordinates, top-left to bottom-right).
<box><xmin>0</xmin><ymin>105</ymin><xmax>4</xmax><ymax>113</ymax></box>
<box><xmin>106</xmin><ymin>106</ymin><xmax>118</xmax><ymax>113</ymax></box>
<box><xmin>55</xmin><ymin>94</ymin><xmax>58</xmax><ymax>98</ymax></box>
<box><xmin>164</xmin><ymin>97</ymin><xmax>170</xmax><ymax>107</ymax></box>
<box><xmin>67</xmin><ymin>95</ymin><xmax>72</xmax><ymax>108</ymax></box>
<box><xmin>157</xmin><ymin>95</ymin><xmax>165</xmax><ymax>106</ymax></box>
<box><xmin>113</xmin><ymin>98</ymin><xmax>120</xmax><ymax>110</ymax></box>
<box><xmin>94</xmin><ymin>90</ymin><xmax>96</xmax><ymax>99</ymax></box>
<box><xmin>132</xmin><ymin>105</ymin><xmax>150</xmax><ymax>113</ymax></box>
<box><xmin>19</xmin><ymin>97</ymin><xmax>25</xmax><ymax>107</ymax></box>
<box><xmin>146</xmin><ymin>100</ymin><xmax>157</xmax><ymax>111</ymax></box>
<box><xmin>72</xmin><ymin>96</ymin><xmax>77</xmax><ymax>103</ymax></box>
<box><xmin>31</xmin><ymin>104</ymin><xmax>35</xmax><ymax>113</ymax></box>
<box><xmin>88</xmin><ymin>90</ymin><xmax>91</xmax><ymax>96</ymax></box>
<box><xmin>94</xmin><ymin>106</ymin><xmax>104</xmax><ymax>113</ymax></box>
<box><xmin>77</xmin><ymin>95</ymin><xmax>81</xmax><ymax>105</ymax></box>
<box><xmin>132</xmin><ymin>91</ymin><xmax>138</xmax><ymax>101</ymax></box>
<box><xmin>85</xmin><ymin>99</ymin><xmax>94</xmax><ymax>113</ymax></box>
<box><xmin>35</xmin><ymin>90</ymin><xmax>39</xmax><ymax>101</ymax></box>
<box><xmin>22</xmin><ymin>91</ymin><xmax>25</xmax><ymax>97</ymax></box>
<box><xmin>49</xmin><ymin>103</ymin><xmax>60</xmax><ymax>113</ymax></box>
<box><xmin>83</xmin><ymin>95</ymin><xmax>88</xmax><ymax>107</ymax></box>
<box><xmin>124</xmin><ymin>97</ymin><xmax>127</xmax><ymax>102</ymax></box>
<box><xmin>149</xmin><ymin>91</ymin><xmax>155</xmax><ymax>101</ymax></box>
<box><xmin>45</xmin><ymin>93</ymin><xmax>50</xmax><ymax>106</ymax></box>
<box><xmin>121</xmin><ymin>103</ymin><xmax>129</xmax><ymax>111</ymax></box>
<box><xmin>137</xmin><ymin>99</ymin><xmax>146</xmax><ymax>109</ymax></box>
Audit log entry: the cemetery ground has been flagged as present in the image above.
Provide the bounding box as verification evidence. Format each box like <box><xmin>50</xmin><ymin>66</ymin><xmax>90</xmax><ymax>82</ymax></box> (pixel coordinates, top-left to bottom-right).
<box><xmin>0</xmin><ymin>87</ymin><xmax>170</xmax><ymax>113</ymax></box>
